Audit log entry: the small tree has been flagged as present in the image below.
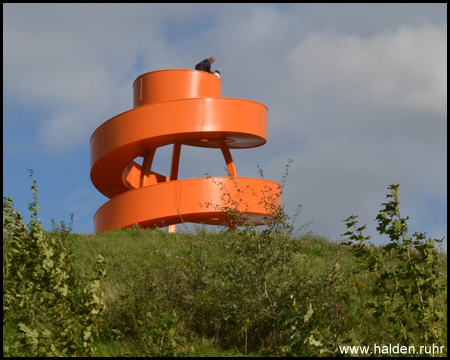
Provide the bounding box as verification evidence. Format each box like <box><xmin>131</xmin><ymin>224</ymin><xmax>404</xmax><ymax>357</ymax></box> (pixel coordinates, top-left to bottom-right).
<box><xmin>342</xmin><ymin>184</ymin><xmax>446</xmax><ymax>347</ymax></box>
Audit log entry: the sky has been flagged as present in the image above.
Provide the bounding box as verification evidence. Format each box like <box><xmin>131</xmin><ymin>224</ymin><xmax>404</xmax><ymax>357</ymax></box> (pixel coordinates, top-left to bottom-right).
<box><xmin>3</xmin><ymin>4</ymin><xmax>447</xmax><ymax>249</ymax></box>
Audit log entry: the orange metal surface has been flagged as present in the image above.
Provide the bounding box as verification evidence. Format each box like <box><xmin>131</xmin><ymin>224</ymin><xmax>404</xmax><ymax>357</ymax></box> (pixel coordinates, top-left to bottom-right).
<box><xmin>90</xmin><ymin>69</ymin><xmax>281</xmax><ymax>233</ymax></box>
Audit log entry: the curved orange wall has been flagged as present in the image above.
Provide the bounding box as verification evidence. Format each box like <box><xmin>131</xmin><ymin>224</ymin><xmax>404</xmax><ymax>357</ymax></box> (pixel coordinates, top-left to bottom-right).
<box><xmin>90</xmin><ymin>69</ymin><xmax>281</xmax><ymax>233</ymax></box>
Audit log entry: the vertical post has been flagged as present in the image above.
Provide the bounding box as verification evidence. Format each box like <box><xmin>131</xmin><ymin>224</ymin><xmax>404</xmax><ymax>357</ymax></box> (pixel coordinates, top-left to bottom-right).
<box><xmin>217</xmin><ymin>139</ymin><xmax>237</xmax><ymax>177</ymax></box>
<box><xmin>168</xmin><ymin>143</ymin><xmax>182</xmax><ymax>233</ymax></box>
<box><xmin>217</xmin><ymin>139</ymin><xmax>238</xmax><ymax>231</ymax></box>
<box><xmin>170</xmin><ymin>143</ymin><xmax>182</xmax><ymax>180</ymax></box>
<box><xmin>139</xmin><ymin>148</ymin><xmax>157</xmax><ymax>187</ymax></box>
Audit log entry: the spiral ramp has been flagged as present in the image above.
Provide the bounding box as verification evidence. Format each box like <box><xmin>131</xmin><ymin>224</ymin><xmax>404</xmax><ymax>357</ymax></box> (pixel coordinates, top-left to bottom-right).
<box><xmin>90</xmin><ymin>69</ymin><xmax>281</xmax><ymax>233</ymax></box>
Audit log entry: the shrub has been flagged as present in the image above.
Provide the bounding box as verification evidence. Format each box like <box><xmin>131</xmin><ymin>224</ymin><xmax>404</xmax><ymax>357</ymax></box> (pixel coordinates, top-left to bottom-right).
<box><xmin>3</xmin><ymin>170</ymin><xmax>106</xmax><ymax>357</ymax></box>
<box><xmin>342</xmin><ymin>184</ymin><xmax>446</xmax><ymax>349</ymax></box>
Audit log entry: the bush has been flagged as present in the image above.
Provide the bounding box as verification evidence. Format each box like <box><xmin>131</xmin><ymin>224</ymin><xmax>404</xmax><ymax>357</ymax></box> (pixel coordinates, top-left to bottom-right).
<box><xmin>342</xmin><ymin>184</ymin><xmax>446</xmax><ymax>352</ymax></box>
<box><xmin>3</xmin><ymin>170</ymin><xmax>106</xmax><ymax>357</ymax></box>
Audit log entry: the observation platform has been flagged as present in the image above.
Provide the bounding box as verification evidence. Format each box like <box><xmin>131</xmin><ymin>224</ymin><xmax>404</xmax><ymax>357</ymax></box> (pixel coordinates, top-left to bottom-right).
<box><xmin>90</xmin><ymin>69</ymin><xmax>281</xmax><ymax>233</ymax></box>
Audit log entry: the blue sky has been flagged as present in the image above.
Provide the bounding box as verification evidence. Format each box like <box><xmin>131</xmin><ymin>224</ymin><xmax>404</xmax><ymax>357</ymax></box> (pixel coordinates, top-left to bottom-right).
<box><xmin>3</xmin><ymin>4</ymin><xmax>447</xmax><ymax>249</ymax></box>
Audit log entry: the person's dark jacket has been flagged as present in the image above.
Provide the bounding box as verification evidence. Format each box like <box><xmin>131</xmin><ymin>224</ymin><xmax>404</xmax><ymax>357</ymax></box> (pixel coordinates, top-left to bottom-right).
<box><xmin>195</xmin><ymin>59</ymin><xmax>212</xmax><ymax>73</ymax></box>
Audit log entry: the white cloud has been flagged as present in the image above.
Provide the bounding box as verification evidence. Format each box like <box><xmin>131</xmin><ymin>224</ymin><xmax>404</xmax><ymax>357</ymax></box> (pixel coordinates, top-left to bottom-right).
<box><xmin>263</xmin><ymin>134</ymin><xmax>446</xmax><ymax>243</ymax></box>
<box><xmin>287</xmin><ymin>24</ymin><xmax>447</xmax><ymax>117</ymax></box>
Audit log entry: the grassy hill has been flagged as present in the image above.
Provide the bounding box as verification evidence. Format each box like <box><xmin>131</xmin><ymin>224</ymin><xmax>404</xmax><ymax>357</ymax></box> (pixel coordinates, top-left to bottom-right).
<box><xmin>70</xmin><ymin>228</ymin><xmax>361</xmax><ymax>356</ymax></box>
<box><xmin>3</xmin><ymin>179</ymin><xmax>447</xmax><ymax>357</ymax></box>
<box><xmin>4</xmin><ymin>224</ymin><xmax>447</xmax><ymax>357</ymax></box>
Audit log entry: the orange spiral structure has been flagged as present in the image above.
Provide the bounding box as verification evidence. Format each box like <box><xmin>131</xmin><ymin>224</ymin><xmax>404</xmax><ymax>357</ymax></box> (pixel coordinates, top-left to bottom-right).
<box><xmin>90</xmin><ymin>69</ymin><xmax>281</xmax><ymax>234</ymax></box>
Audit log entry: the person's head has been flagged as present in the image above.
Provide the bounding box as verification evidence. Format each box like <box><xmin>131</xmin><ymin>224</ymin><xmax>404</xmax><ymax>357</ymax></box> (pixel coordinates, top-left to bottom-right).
<box><xmin>209</xmin><ymin>56</ymin><xmax>216</xmax><ymax>63</ymax></box>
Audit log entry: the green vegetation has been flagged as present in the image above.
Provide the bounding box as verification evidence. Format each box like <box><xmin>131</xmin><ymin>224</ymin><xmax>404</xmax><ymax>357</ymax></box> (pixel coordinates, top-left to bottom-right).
<box><xmin>3</xmin><ymin>171</ymin><xmax>447</xmax><ymax>357</ymax></box>
<box><xmin>3</xmin><ymin>170</ymin><xmax>105</xmax><ymax>357</ymax></box>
